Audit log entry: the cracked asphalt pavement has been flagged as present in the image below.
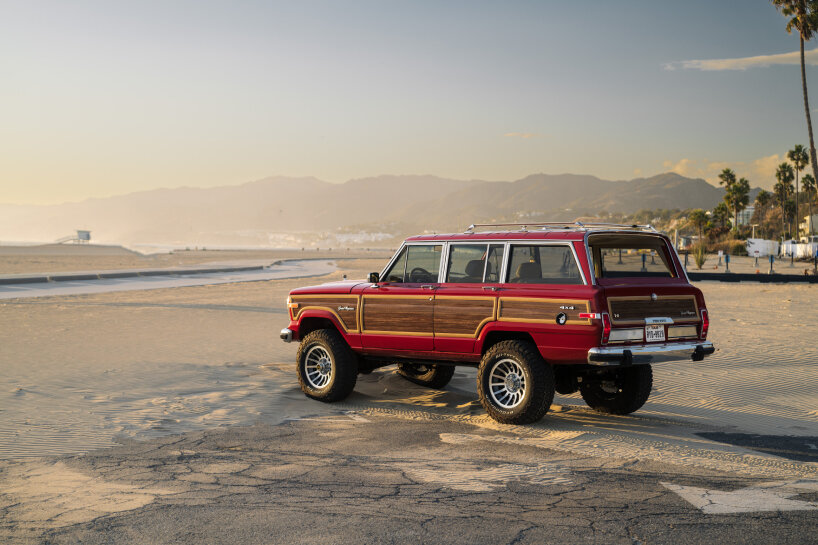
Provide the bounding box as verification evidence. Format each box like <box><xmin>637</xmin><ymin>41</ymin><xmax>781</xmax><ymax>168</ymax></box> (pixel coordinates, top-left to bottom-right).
<box><xmin>2</xmin><ymin>414</ymin><xmax>816</xmax><ymax>544</ymax></box>
<box><xmin>2</xmin><ymin>271</ymin><xmax>817</xmax><ymax>543</ymax></box>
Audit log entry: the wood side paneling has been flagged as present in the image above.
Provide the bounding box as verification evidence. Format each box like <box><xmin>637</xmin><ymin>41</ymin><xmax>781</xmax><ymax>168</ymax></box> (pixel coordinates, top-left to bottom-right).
<box><xmin>608</xmin><ymin>296</ymin><xmax>698</xmax><ymax>325</ymax></box>
<box><xmin>362</xmin><ymin>295</ymin><xmax>434</xmax><ymax>335</ymax></box>
<box><xmin>292</xmin><ymin>295</ymin><xmax>359</xmax><ymax>332</ymax></box>
<box><xmin>498</xmin><ymin>297</ymin><xmax>591</xmax><ymax>325</ymax></box>
<box><xmin>434</xmin><ymin>297</ymin><xmax>495</xmax><ymax>337</ymax></box>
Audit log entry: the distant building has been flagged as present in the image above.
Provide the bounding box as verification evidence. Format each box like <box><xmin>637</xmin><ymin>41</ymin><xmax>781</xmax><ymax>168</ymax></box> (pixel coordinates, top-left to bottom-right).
<box><xmin>800</xmin><ymin>213</ymin><xmax>818</xmax><ymax>238</ymax></box>
<box><xmin>736</xmin><ymin>205</ymin><xmax>755</xmax><ymax>226</ymax></box>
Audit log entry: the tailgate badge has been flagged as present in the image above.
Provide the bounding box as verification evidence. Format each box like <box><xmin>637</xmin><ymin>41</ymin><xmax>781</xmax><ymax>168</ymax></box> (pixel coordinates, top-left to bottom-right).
<box><xmin>651</xmin><ymin>293</ymin><xmax>658</xmax><ymax>302</ymax></box>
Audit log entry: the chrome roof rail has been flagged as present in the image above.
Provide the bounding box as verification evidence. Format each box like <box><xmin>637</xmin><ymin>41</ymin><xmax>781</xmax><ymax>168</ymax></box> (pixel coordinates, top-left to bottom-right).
<box><xmin>464</xmin><ymin>221</ymin><xmax>658</xmax><ymax>233</ymax></box>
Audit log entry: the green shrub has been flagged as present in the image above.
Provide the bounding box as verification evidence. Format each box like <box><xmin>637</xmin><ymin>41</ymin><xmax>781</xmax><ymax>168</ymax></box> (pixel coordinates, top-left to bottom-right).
<box><xmin>693</xmin><ymin>243</ymin><xmax>707</xmax><ymax>269</ymax></box>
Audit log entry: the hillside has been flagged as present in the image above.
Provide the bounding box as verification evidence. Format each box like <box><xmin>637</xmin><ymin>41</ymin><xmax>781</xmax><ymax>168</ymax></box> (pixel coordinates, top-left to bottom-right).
<box><xmin>0</xmin><ymin>172</ymin><xmax>740</xmax><ymax>247</ymax></box>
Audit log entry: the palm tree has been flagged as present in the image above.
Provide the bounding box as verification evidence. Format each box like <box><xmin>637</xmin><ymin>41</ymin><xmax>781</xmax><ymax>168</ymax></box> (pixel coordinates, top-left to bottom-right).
<box><xmin>718</xmin><ymin>168</ymin><xmax>737</xmax><ymax>190</ymax></box>
<box><xmin>688</xmin><ymin>209</ymin><xmax>708</xmax><ymax>242</ymax></box>
<box><xmin>772</xmin><ymin>2</ymin><xmax>818</xmax><ymax>195</ymax></box>
<box><xmin>713</xmin><ymin>202</ymin><xmax>732</xmax><ymax>230</ymax></box>
<box><xmin>775</xmin><ymin>162</ymin><xmax>795</xmax><ymax>237</ymax></box>
<box><xmin>803</xmin><ymin>173</ymin><xmax>816</xmax><ymax>236</ymax></box>
<box><xmin>726</xmin><ymin>177</ymin><xmax>751</xmax><ymax>231</ymax></box>
<box><xmin>755</xmin><ymin>189</ymin><xmax>773</xmax><ymax>237</ymax></box>
<box><xmin>787</xmin><ymin>144</ymin><xmax>809</xmax><ymax>239</ymax></box>
<box><xmin>755</xmin><ymin>189</ymin><xmax>772</xmax><ymax>209</ymax></box>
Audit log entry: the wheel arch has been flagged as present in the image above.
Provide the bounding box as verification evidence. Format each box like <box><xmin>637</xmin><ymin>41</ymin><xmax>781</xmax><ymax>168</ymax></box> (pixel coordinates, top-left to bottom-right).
<box><xmin>477</xmin><ymin>326</ymin><xmax>537</xmax><ymax>356</ymax></box>
<box><xmin>297</xmin><ymin>311</ymin><xmax>349</xmax><ymax>342</ymax></box>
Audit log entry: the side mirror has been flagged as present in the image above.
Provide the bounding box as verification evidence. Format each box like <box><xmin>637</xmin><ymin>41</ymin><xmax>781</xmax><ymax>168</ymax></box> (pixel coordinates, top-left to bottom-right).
<box><xmin>368</xmin><ymin>272</ymin><xmax>380</xmax><ymax>283</ymax></box>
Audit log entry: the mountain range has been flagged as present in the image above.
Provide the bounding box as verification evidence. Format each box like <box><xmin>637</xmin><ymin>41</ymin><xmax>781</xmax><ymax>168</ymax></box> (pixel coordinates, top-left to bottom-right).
<box><xmin>0</xmin><ymin>172</ymin><xmax>750</xmax><ymax>247</ymax></box>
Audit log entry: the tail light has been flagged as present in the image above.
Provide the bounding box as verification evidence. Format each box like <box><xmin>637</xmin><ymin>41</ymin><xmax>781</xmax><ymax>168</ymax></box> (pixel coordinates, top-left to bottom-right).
<box><xmin>601</xmin><ymin>312</ymin><xmax>612</xmax><ymax>344</ymax></box>
<box><xmin>700</xmin><ymin>309</ymin><xmax>709</xmax><ymax>339</ymax></box>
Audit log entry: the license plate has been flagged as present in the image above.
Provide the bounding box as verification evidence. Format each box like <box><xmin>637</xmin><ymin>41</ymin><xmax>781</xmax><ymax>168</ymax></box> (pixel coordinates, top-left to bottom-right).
<box><xmin>645</xmin><ymin>324</ymin><xmax>665</xmax><ymax>342</ymax></box>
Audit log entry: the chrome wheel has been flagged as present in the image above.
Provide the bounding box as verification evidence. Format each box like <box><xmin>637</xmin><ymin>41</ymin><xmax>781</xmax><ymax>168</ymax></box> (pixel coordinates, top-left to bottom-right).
<box><xmin>488</xmin><ymin>358</ymin><xmax>527</xmax><ymax>409</ymax></box>
<box><xmin>304</xmin><ymin>345</ymin><xmax>333</xmax><ymax>389</ymax></box>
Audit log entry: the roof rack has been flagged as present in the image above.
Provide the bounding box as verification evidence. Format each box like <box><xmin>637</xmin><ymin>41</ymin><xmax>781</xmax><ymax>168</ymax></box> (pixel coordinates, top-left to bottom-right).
<box><xmin>463</xmin><ymin>221</ymin><xmax>657</xmax><ymax>233</ymax></box>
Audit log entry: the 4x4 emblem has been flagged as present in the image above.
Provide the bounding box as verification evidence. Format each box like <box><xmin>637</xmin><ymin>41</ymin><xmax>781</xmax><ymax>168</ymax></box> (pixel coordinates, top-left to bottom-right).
<box><xmin>559</xmin><ymin>305</ymin><xmax>575</xmax><ymax>310</ymax></box>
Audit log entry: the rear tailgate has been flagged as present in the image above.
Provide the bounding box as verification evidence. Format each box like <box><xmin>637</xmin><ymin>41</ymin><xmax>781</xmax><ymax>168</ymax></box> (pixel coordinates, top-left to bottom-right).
<box><xmin>602</xmin><ymin>284</ymin><xmax>705</xmax><ymax>343</ymax></box>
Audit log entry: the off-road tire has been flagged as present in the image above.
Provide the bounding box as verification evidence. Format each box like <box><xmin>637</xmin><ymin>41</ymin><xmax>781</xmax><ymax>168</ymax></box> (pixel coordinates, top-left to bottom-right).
<box><xmin>396</xmin><ymin>363</ymin><xmax>456</xmax><ymax>389</ymax></box>
<box><xmin>477</xmin><ymin>340</ymin><xmax>555</xmax><ymax>424</ymax></box>
<box><xmin>579</xmin><ymin>364</ymin><xmax>652</xmax><ymax>415</ymax></box>
<box><xmin>296</xmin><ymin>329</ymin><xmax>358</xmax><ymax>402</ymax></box>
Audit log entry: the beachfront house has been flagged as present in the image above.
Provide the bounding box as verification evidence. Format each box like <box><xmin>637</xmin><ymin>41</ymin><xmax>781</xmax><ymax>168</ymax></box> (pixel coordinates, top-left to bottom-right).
<box><xmin>800</xmin><ymin>214</ymin><xmax>818</xmax><ymax>240</ymax></box>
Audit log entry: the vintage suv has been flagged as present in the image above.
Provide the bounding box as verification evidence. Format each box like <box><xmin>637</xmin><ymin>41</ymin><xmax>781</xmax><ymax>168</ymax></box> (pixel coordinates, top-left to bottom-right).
<box><xmin>281</xmin><ymin>222</ymin><xmax>714</xmax><ymax>424</ymax></box>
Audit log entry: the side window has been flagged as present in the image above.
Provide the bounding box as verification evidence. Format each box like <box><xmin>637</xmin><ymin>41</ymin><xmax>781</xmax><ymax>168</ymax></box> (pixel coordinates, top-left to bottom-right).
<box><xmin>404</xmin><ymin>244</ymin><xmax>442</xmax><ymax>283</ymax></box>
<box><xmin>507</xmin><ymin>246</ymin><xmax>533</xmax><ymax>283</ymax></box>
<box><xmin>507</xmin><ymin>245</ymin><xmax>582</xmax><ymax>284</ymax></box>
<box><xmin>445</xmin><ymin>244</ymin><xmax>488</xmax><ymax>283</ymax></box>
<box><xmin>485</xmin><ymin>244</ymin><xmax>505</xmax><ymax>283</ymax></box>
<box><xmin>382</xmin><ymin>248</ymin><xmax>408</xmax><ymax>282</ymax></box>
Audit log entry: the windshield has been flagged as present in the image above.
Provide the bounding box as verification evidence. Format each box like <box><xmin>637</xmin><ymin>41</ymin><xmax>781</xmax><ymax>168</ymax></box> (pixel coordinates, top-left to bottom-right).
<box><xmin>588</xmin><ymin>234</ymin><xmax>678</xmax><ymax>280</ymax></box>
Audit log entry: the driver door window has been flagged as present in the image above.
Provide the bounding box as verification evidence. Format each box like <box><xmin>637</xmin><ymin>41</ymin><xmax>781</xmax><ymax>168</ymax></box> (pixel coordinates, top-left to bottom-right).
<box><xmin>383</xmin><ymin>245</ymin><xmax>442</xmax><ymax>283</ymax></box>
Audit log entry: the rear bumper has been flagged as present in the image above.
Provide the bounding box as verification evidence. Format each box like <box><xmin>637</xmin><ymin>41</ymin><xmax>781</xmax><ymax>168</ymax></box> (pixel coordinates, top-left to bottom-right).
<box><xmin>587</xmin><ymin>341</ymin><xmax>714</xmax><ymax>366</ymax></box>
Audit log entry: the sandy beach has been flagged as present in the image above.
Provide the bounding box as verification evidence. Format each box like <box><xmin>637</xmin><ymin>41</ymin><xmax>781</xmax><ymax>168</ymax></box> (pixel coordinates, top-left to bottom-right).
<box><xmin>1</xmin><ymin>256</ymin><xmax>817</xmax><ymax>543</ymax></box>
<box><xmin>1</xmin><ymin>258</ymin><xmax>815</xmax><ymax>461</ymax></box>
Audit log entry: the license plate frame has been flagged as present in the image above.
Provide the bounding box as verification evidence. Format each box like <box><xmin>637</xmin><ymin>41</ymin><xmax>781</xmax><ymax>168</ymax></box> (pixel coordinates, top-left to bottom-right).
<box><xmin>645</xmin><ymin>324</ymin><xmax>665</xmax><ymax>342</ymax></box>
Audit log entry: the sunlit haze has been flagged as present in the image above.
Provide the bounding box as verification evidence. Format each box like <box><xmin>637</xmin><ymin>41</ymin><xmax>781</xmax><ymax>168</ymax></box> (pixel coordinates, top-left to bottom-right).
<box><xmin>2</xmin><ymin>0</ymin><xmax>815</xmax><ymax>204</ymax></box>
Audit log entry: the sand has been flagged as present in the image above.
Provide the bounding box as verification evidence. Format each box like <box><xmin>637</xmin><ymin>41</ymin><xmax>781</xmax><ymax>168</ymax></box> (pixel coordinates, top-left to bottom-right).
<box><xmin>0</xmin><ymin>257</ymin><xmax>816</xmax><ymax>480</ymax></box>
<box><xmin>0</xmin><ymin>244</ymin><xmax>391</xmax><ymax>275</ymax></box>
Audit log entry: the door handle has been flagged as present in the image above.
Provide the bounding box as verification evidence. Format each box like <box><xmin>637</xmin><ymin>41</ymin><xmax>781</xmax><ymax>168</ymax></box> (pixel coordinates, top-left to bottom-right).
<box><xmin>482</xmin><ymin>286</ymin><xmax>499</xmax><ymax>291</ymax></box>
<box><xmin>421</xmin><ymin>285</ymin><xmax>436</xmax><ymax>290</ymax></box>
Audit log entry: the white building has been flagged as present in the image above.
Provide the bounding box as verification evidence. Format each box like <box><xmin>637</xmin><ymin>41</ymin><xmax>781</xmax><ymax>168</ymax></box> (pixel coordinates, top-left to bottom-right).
<box><xmin>736</xmin><ymin>205</ymin><xmax>755</xmax><ymax>226</ymax></box>
<box><xmin>799</xmin><ymin>213</ymin><xmax>818</xmax><ymax>238</ymax></box>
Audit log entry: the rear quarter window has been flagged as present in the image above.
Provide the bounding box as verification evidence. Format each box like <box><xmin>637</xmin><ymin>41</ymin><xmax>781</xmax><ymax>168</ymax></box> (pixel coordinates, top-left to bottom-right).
<box><xmin>506</xmin><ymin>245</ymin><xmax>582</xmax><ymax>285</ymax></box>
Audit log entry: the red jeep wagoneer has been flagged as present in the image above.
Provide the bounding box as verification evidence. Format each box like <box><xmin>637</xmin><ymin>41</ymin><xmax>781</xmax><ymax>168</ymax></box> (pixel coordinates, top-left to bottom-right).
<box><xmin>281</xmin><ymin>222</ymin><xmax>714</xmax><ymax>424</ymax></box>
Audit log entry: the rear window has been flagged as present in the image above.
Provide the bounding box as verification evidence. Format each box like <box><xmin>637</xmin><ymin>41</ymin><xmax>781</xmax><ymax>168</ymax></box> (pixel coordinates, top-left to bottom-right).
<box><xmin>588</xmin><ymin>234</ymin><xmax>677</xmax><ymax>279</ymax></box>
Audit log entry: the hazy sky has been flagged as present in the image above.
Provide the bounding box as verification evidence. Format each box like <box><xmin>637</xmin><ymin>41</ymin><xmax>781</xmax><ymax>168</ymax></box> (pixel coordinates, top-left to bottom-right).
<box><xmin>2</xmin><ymin>0</ymin><xmax>817</xmax><ymax>204</ymax></box>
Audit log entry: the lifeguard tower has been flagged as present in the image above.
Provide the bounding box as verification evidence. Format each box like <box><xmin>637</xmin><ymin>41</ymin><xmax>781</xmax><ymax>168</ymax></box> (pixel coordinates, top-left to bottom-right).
<box><xmin>55</xmin><ymin>230</ymin><xmax>91</xmax><ymax>244</ymax></box>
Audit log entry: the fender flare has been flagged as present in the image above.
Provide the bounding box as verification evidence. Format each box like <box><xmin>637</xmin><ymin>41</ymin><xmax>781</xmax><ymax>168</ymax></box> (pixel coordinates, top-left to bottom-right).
<box><xmin>295</xmin><ymin>309</ymin><xmax>359</xmax><ymax>346</ymax></box>
<box><xmin>475</xmin><ymin>322</ymin><xmax>538</xmax><ymax>354</ymax></box>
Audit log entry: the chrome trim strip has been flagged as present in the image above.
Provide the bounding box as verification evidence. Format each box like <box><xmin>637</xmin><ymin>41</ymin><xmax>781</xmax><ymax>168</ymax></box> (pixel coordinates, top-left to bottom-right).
<box><xmin>500</xmin><ymin>241</ymin><xmax>511</xmax><ymax>283</ymax></box>
<box><xmin>583</xmin><ymin>230</ymin><xmax>596</xmax><ymax>286</ymax></box>
<box><xmin>437</xmin><ymin>241</ymin><xmax>448</xmax><ymax>283</ymax></box>
<box><xmin>587</xmin><ymin>341</ymin><xmax>714</xmax><ymax>366</ymax></box>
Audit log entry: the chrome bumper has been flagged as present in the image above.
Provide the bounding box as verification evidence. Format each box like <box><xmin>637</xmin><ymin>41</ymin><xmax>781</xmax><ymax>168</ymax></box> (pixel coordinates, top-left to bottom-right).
<box><xmin>280</xmin><ymin>328</ymin><xmax>293</xmax><ymax>343</ymax></box>
<box><xmin>587</xmin><ymin>341</ymin><xmax>714</xmax><ymax>366</ymax></box>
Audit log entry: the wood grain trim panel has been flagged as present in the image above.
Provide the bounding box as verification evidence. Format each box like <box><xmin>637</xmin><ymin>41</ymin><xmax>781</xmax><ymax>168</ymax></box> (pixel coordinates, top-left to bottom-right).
<box><xmin>607</xmin><ymin>295</ymin><xmax>699</xmax><ymax>325</ymax></box>
<box><xmin>498</xmin><ymin>297</ymin><xmax>592</xmax><ymax>325</ymax></box>
<box><xmin>434</xmin><ymin>295</ymin><xmax>497</xmax><ymax>338</ymax></box>
<box><xmin>361</xmin><ymin>294</ymin><xmax>434</xmax><ymax>336</ymax></box>
<box><xmin>291</xmin><ymin>294</ymin><xmax>360</xmax><ymax>333</ymax></box>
